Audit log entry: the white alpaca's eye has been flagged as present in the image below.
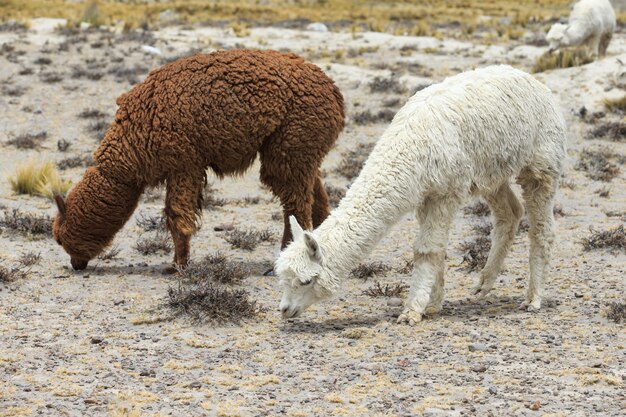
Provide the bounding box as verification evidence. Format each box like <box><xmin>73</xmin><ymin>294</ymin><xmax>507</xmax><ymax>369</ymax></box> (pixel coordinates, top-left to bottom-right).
<box><xmin>300</xmin><ymin>278</ymin><xmax>312</xmax><ymax>286</ymax></box>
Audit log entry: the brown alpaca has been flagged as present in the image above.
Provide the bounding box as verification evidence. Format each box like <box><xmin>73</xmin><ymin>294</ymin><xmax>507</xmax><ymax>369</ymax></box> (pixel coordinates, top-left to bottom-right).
<box><xmin>53</xmin><ymin>49</ymin><xmax>345</xmax><ymax>271</ymax></box>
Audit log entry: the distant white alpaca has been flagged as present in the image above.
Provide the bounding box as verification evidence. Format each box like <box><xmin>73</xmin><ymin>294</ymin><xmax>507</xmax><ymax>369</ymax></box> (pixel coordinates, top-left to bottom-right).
<box><xmin>546</xmin><ymin>0</ymin><xmax>615</xmax><ymax>56</ymax></box>
<box><xmin>276</xmin><ymin>65</ymin><xmax>566</xmax><ymax>325</ymax></box>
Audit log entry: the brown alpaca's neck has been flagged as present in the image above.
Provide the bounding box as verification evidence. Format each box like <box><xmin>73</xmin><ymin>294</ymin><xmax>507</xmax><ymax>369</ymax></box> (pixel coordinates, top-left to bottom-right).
<box><xmin>65</xmin><ymin>166</ymin><xmax>144</xmax><ymax>258</ymax></box>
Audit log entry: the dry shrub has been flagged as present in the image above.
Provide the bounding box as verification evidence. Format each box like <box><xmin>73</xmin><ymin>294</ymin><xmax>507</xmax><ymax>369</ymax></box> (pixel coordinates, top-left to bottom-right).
<box><xmin>606</xmin><ymin>301</ymin><xmax>626</xmax><ymax>324</ymax></box>
<box><xmin>369</xmin><ymin>75</ymin><xmax>406</xmax><ymax>94</ymax></box>
<box><xmin>78</xmin><ymin>108</ymin><xmax>107</xmax><ymax>119</ymax></box>
<box><xmin>57</xmin><ymin>139</ymin><xmax>71</xmax><ymax>152</ymax></box>
<box><xmin>396</xmin><ymin>258</ymin><xmax>413</xmax><ymax>274</ymax></box>
<box><xmin>603</xmin><ymin>96</ymin><xmax>626</xmax><ymax>113</ymax></box>
<box><xmin>574</xmin><ymin>148</ymin><xmax>623</xmax><ymax>182</ymax></box>
<box><xmin>39</xmin><ymin>72</ymin><xmax>64</xmax><ymax>83</ymax></box>
<box><xmin>0</xmin><ymin>209</ymin><xmax>52</xmax><ymax>237</ymax></box>
<box><xmin>57</xmin><ymin>155</ymin><xmax>93</xmax><ymax>170</ymax></box>
<box><xmin>353</xmin><ymin>108</ymin><xmax>396</xmax><ymax>125</ymax></box>
<box><xmin>136</xmin><ymin>213</ymin><xmax>166</xmax><ymax>232</ymax></box>
<box><xmin>10</xmin><ymin>160</ymin><xmax>72</xmax><ymax>198</ymax></box>
<box><xmin>463</xmin><ymin>200</ymin><xmax>490</xmax><ymax>217</ymax></box>
<box><xmin>532</xmin><ymin>49</ymin><xmax>594</xmax><ymax>73</ymax></box>
<box><xmin>7</xmin><ymin>131</ymin><xmax>47</xmax><ymax>149</ymax></box>
<box><xmin>135</xmin><ymin>232</ymin><xmax>172</xmax><ymax>255</ymax></box>
<box><xmin>459</xmin><ymin>233</ymin><xmax>491</xmax><ymax>272</ymax></box>
<box><xmin>167</xmin><ymin>280</ymin><xmax>257</xmax><ymax>324</ymax></box>
<box><xmin>334</xmin><ymin>142</ymin><xmax>375</xmax><ymax>180</ymax></box>
<box><xmin>0</xmin><ymin>264</ymin><xmax>29</xmax><ymax>283</ymax></box>
<box><xmin>351</xmin><ymin>262</ymin><xmax>391</xmax><ymax>280</ymax></box>
<box><xmin>88</xmin><ymin>120</ymin><xmax>108</xmax><ymax>141</ymax></box>
<box><xmin>363</xmin><ymin>282</ymin><xmax>409</xmax><ymax>297</ymax></box>
<box><xmin>179</xmin><ymin>253</ymin><xmax>250</xmax><ymax>284</ymax></box>
<box><xmin>225</xmin><ymin>228</ymin><xmax>274</xmax><ymax>251</ymax></box>
<box><xmin>324</xmin><ymin>183</ymin><xmax>345</xmax><ymax>208</ymax></box>
<box><xmin>19</xmin><ymin>251</ymin><xmax>41</xmax><ymax>266</ymax></box>
<box><xmin>581</xmin><ymin>225</ymin><xmax>625</xmax><ymax>252</ymax></box>
<box><xmin>588</xmin><ymin>121</ymin><xmax>626</xmax><ymax>142</ymax></box>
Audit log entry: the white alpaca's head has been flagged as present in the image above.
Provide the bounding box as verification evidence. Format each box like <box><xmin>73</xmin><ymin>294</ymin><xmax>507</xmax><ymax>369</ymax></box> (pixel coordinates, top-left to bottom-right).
<box><xmin>275</xmin><ymin>216</ymin><xmax>335</xmax><ymax>319</ymax></box>
<box><xmin>546</xmin><ymin>23</ymin><xmax>568</xmax><ymax>51</ymax></box>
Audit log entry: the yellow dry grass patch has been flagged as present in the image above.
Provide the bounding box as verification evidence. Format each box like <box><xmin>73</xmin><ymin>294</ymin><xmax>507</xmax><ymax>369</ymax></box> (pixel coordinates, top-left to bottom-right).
<box><xmin>9</xmin><ymin>160</ymin><xmax>71</xmax><ymax>198</ymax></box>
<box><xmin>0</xmin><ymin>407</ymin><xmax>32</xmax><ymax>417</ymax></box>
<box><xmin>532</xmin><ymin>48</ymin><xmax>594</xmax><ymax>73</ymax></box>
<box><xmin>1</xmin><ymin>0</ymin><xmax>571</xmax><ymax>39</ymax></box>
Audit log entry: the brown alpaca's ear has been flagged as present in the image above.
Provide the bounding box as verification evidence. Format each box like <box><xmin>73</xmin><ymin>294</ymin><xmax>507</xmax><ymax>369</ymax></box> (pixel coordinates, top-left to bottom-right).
<box><xmin>54</xmin><ymin>194</ymin><xmax>66</xmax><ymax>221</ymax></box>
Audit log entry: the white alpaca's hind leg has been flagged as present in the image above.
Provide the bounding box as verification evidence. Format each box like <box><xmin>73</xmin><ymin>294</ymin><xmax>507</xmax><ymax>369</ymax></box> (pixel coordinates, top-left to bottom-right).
<box><xmin>518</xmin><ymin>173</ymin><xmax>557</xmax><ymax>311</ymax></box>
<box><xmin>473</xmin><ymin>183</ymin><xmax>524</xmax><ymax>298</ymax></box>
<box><xmin>398</xmin><ymin>196</ymin><xmax>460</xmax><ymax>325</ymax></box>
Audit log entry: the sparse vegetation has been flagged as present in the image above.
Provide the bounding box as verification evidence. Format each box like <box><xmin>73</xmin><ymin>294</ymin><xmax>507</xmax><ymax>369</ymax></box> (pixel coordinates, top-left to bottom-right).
<box><xmin>98</xmin><ymin>246</ymin><xmax>121</xmax><ymax>260</ymax></box>
<box><xmin>334</xmin><ymin>142</ymin><xmax>375</xmax><ymax>180</ymax></box>
<box><xmin>135</xmin><ymin>232</ymin><xmax>172</xmax><ymax>255</ymax></box>
<box><xmin>136</xmin><ymin>213</ymin><xmax>166</xmax><ymax>232</ymax></box>
<box><xmin>9</xmin><ymin>160</ymin><xmax>72</xmax><ymax>198</ymax></box>
<box><xmin>532</xmin><ymin>49</ymin><xmax>594</xmax><ymax>73</ymax></box>
<box><xmin>574</xmin><ymin>148</ymin><xmax>623</xmax><ymax>182</ymax></box>
<box><xmin>57</xmin><ymin>139</ymin><xmax>71</xmax><ymax>152</ymax></box>
<box><xmin>588</xmin><ymin>121</ymin><xmax>626</xmax><ymax>142</ymax></box>
<box><xmin>0</xmin><ymin>263</ymin><xmax>29</xmax><ymax>283</ymax></box>
<box><xmin>78</xmin><ymin>108</ymin><xmax>107</xmax><ymax>119</ymax></box>
<box><xmin>88</xmin><ymin>120</ymin><xmax>108</xmax><ymax>141</ymax></box>
<box><xmin>18</xmin><ymin>251</ymin><xmax>41</xmax><ymax>266</ymax></box>
<box><xmin>459</xmin><ymin>224</ymin><xmax>492</xmax><ymax>272</ymax></box>
<box><xmin>57</xmin><ymin>155</ymin><xmax>93</xmax><ymax>170</ymax></box>
<box><xmin>0</xmin><ymin>209</ymin><xmax>52</xmax><ymax>237</ymax></box>
<box><xmin>324</xmin><ymin>183</ymin><xmax>346</xmax><ymax>208</ymax></box>
<box><xmin>7</xmin><ymin>131</ymin><xmax>47</xmax><ymax>149</ymax></box>
<box><xmin>167</xmin><ymin>279</ymin><xmax>258</xmax><ymax>324</ymax></box>
<box><xmin>606</xmin><ymin>301</ymin><xmax>626</xmax><ymax>324</ymax></box>
<box><xmin>39</xmin><ymin>71</ymin><xmax>64</xmax><ymax>83</ymax></box>
<box><xmin>363</xmin><ymin>281</ymin><xmax>409</xmax><ymax>297</ymax></box>
<box><xmin>463</xmin><ymin>200</ymin><xmax>490</xmax><ymax>217</ymax></box>
<box><xmin>369</xmin><ymin>75</ymin><xmax>406</xmax><ymax>94</ymax></box>
<box><xmin>581</xmin><ymin>225</ymin><xmax>625</xmax><ymax>252</ymax></box>
<box><xmin>352</xmin><ymin>108</ymin><xmax>396</xmax><ymax>125</ymax></box>
<box><xmin>351</xmin><ymin>262</ymin><xmax>391</xmax><ymax>280</ymax></box>
<box><xmin>178</xmin><ymin>253</ymin><xmax>250</xmax><ymax>284</ymax></box>
<box><xmin>224</xmin><ymin>228</ymin><xmax>274</xmax><ymax>251</ymax></box>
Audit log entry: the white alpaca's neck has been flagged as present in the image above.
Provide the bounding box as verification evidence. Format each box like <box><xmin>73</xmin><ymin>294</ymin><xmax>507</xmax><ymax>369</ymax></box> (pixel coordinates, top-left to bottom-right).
<box><xmin>315</xmin><ymin>130</ymin><xmax>422</xmax><ymax>284</ymax></box>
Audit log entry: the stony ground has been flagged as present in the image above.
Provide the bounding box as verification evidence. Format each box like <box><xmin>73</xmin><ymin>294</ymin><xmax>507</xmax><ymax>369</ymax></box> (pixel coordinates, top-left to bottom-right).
<box><xmin>0</xmin><ymin>18</ymin><xmax>624</xmax><ymax>417</ymax></box>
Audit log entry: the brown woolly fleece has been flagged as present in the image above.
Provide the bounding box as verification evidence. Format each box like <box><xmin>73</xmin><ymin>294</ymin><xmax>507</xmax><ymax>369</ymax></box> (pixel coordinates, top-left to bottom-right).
<box><xmin>53</xmin><ymin>49</ymin><xmax>345</xmax><ymax>270</ymax></box>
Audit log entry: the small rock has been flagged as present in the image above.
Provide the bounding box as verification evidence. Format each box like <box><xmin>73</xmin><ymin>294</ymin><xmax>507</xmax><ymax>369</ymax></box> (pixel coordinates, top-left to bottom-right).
<box><xmin>574</xmin><ymin>292</ymin><xmax>583</xmax><ymax>298</ymax></box>
<box><xmin>488</xmin><ymin>386</ymin><xmax>497</xmax><ymax>395</ymax></box>
<box><xmin>387</xmin><ymin>297</ymin><xmax>403</xmax><ymax>307</ymax></box>
<box><xmin>90</xmin><ymin>336</ymin><xmax>103</xmax><ymax>344</ymax></box>
<box><xmin>471</xmin><ymin>364</ymin><xmax>488</xmax><ymax>373</ymax></box>
<box><xmin>468</xmin><ymin>343</ymin><xmax>487</xmax><ymax>352</ymax></box>
<box><xmin>529</xmin><ymin>401</ymin><xmax>541</xmax><ymax>411</ymax></box>
<box><xmin>188</xmin><ymin>381</ymin><xmax>202</xmax><ymax>389</ymax></box>
<box><xmin>306</xmin><ymin>22</ymin><xmax>328</xmax><ymax>32</ymax></box>
<box><xmin>84</xmin><ymin>398</ymin><xmax>99</xmax><ymax>405</ymax></box>
<box><xmin>214</xmin><ymin>224</ymin><xmax>234</xmax><ymax>231</ymax></box>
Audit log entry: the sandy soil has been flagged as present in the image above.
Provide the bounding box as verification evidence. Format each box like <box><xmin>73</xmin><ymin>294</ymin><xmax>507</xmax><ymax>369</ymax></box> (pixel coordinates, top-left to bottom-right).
<box><xmin>0</xmin><ymin>18</ymin><xmax>624</xmax><ymax>417</ymax></box>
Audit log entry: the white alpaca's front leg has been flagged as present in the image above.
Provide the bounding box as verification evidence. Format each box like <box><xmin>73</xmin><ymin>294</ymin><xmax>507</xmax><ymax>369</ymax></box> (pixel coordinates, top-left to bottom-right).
<box><xmin>398</xmin><ymin>197</ymin><xmax>458</xmax><ymax>325</ymax></box>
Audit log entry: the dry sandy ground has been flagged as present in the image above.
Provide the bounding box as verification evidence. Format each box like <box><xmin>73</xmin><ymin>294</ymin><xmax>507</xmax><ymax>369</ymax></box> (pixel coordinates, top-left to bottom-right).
<box><xmin>0</xmin><ymin>18</ymin><xmax>625</xmax><ymax>417</ymax></box>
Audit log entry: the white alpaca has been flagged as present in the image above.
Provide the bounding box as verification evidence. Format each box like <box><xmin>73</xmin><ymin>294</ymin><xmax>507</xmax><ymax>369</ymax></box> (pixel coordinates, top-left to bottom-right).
<box><xmin>276</xmin><ymin>65</ymin><xmax>566</xmax><ymax>325</ymax></box>
<box><xmin>546</xmin><ymin>0</ymin><xmax>615</xmax><ymax>56</ymax></box>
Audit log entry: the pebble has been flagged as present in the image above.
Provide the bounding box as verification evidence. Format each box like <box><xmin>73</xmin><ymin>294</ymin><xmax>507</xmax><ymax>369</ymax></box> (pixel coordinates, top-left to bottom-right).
<box><xmin>387</xmin><ymin>297</ymin><xmax>403</xmax><ymax>307</ymax></box>
<box><xmin>488</xmin><ymin>387</ymin><xmax>497</xmax><ymax>395</ymax></box>
<box><xmin>90</xmin><ymin>336</ymin><xmax>103</xmax><ymax>344</ymax></box>
<box><xmin>471</xmin><ymin>364</ymin><xmax>488</xmax><ymax>373</ymax></box>
<box><xmin>468</xmin><ymin>343</ymin><xmax>487</xmax><ymax>352</ymax></box>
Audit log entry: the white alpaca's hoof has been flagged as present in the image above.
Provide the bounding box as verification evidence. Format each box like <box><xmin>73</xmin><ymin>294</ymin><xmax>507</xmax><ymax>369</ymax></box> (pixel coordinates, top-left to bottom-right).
<box><xmin>397</xmin><ymin>310</ymin><xmax>423</xmax><ymax>326</ymax></box>
<box><xmin>472</xmin><ymin>286</ymin><xmax>492</xmax><ymax>299</ymax></box>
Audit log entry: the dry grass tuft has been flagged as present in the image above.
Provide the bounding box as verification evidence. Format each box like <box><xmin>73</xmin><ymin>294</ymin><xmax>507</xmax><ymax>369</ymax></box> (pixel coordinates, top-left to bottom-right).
<box><xmin>0</xmin><ymin>209</ymin><xmax>52</xmax><ymax>237</ymax></box>
<box><xmin>9</xmin><ymin>160</ymin><xmax>72</xmax><ymax>198</ymax></box>
<box><xmin>224</xmin><ymin>228</ymin><xmax>274</xmax><ymax>251</ymax></box>
<box><xmin>532</xmin><ymin>49</ymin><xmax>594</xmax><ymax>73</ymax></box>
<box><xmin>57</xmin><ymin>155</ymin><xmax>93</xmax><ymax>170</ymax></box>
<box><xmin>574</xmin><ymin>148</ymin><xmax>623</xmax><ymax>182</ymax></box>
<box><xmin>351</xmin><ymin>262</ymin><xmax>392</xmax><ymax>280</ymax></box>
<box><xmin>352</xmin><ymin>108</ymin><xmax>396</xmax><ymax>125</ymax></box>
<box><xmin>135</xmin><ymin>232</ymin><xmax>172</xmax><ymax>255</ymax></box>
<box><xmin>98</xmin><ymin>246</ymin><xmax>121</xmax><ymax>261</ymax></box>
<box><xmin>581</xmin><ymin>225</ymin><xmax>625</xmax><ymax>252</ymax></box>
<box><xmin>363</xmin><ymin>282</ymin><xmax>409</xmax><ymax>297</ymax></box>
<box><xmin>334</xmin><ymin>142</ymin><xmax>375</xmax><ymax>181</ymax></box>
<box><xmin>588</xmin><ymin>121</ymin><xmax>626</xmax><ymax>142</ymax></box>
<box><xmin>368</xmin><ymin>75</ymin><xmax>406</xmax><ymax>94</ymax></box>
<box><xmin>179</xmin><ymin>252</ymin><xmax>250</xmax><ymax>285</ymax></box>
<box><xmin>605</xmin><ymin>301</ymin><xmax>626</xmax><ymax>324</ymax></box>
<box><xmin>78</xmin><ymin>108</ymin><xmax>107</xmax><ymax>119</ymax></box>
<box><xmin>167</xmin><ymin>280</ymin><xmax>258</xmax><ymax>324</ymax></box>
<box><xmin>459</xmin><ymin>226</ymin><xmax>491</xmax><ymax>272</ymax></box>
<box><xmin>603</xmin><ymin>96</ymin><xmax>626</xmax><ymax>113</ymax></box>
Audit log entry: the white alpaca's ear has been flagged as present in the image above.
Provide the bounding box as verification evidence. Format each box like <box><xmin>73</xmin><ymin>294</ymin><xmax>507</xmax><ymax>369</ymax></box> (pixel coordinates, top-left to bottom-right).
<box><xmin>304</xmin><ymin>232</ymin><xmax>323</xmax><ymax>263</ymax></box>
<box><xmin>289</xmin><ymin>215</ymin><xmax>304</xmax><ymax>240</ymax></box>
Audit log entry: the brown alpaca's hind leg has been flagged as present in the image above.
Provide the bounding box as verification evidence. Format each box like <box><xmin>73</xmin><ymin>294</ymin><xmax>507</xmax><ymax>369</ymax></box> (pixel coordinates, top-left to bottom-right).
<box><xmin>164</xmin><ymin>172</ymin><xmax>204</xmax><ymax>271</ymax></box>
<box><xmin>312</xmin><ymin>174</ymin><xmax>331</xmax><ymax>228</ymax></box>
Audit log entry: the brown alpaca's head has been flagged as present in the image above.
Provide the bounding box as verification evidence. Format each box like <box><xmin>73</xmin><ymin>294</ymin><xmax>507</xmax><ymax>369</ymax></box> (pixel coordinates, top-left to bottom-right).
<box><xmin>53</xmin><ymin>193</ymin><xmax>91</xmax><ymax>271</ymax></box>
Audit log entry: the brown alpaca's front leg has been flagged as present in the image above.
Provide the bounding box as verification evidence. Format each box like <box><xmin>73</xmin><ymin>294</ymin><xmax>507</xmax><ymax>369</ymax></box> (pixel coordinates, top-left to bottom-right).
<box><xmin>164</xmin><ymin>173</ymin><xmax>203</xmax><ymax>272</ymax></box>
